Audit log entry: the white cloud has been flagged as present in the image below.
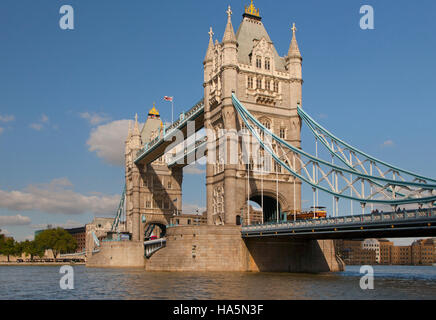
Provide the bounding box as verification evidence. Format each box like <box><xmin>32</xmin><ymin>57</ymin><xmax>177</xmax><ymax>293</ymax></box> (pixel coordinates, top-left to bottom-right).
<box><xmin>0</xmin><ymin>214</ymin><xmax>31</xmax><ymax>226</ymax></box>
<box><xmin>0</xmin><ymin>228</ymin><xmax>10</xmax><ymax>236</ymax></box>
<box><xmin>87</xmin><ymin>119</ymin><xmax>142</xmax><ymax>166</ymax></box>
<box><xmin>30</xmin><ymin>114</ymin><xmax>50</xmax><ymax>131</ymax></box>
<box><xmin>80</xmin><ymin>112</ymin><xmax>111</xmax><ymax>126</ymax></box>
<box><xmin>31</xmin><ymin>220</ymin><xmax>83</xmax><ymax>230</ymax></box>
<box><xmin>184</xmin><ymin>163</ymin><xmax>205</xmax><ymax>175</ymax></box>
<box><xmin>29</xmin><ymin>123</ymin><xmax>43</xmax><ymax>131</ymax></box>
<box><xmin>381</xmin><ymin>140</ymin><xmax>394</xmax><ymax>148</ymax></box>
<box><xmin>388</xmin><ymin>237</ymin><xmax>430</xmax><ymax>246</ymax></box>
<box><xmin>182</xmin><ymin>203</ymin><xmax>206</xmax><ymax>215</ymax></box>
<box><xmin>0</xmin><ymin>178</ymin><xmax>119</xmax><ymax>215</ymax></box>
<box><xmin>0</xmin><ymin>115</ymin><xmax>15</xmax><ymax>123</ymax></box>
<box><xmin>0</xmin><ymin>127</ymin><xmax>4</xmax><ymax>135</ymax></box>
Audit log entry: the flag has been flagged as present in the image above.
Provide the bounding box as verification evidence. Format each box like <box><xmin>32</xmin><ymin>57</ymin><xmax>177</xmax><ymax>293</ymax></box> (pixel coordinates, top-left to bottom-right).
<box><xmin>164</xmin><ymin>96</ymin><xmax>173</xmax><ymax>102</ymax></box>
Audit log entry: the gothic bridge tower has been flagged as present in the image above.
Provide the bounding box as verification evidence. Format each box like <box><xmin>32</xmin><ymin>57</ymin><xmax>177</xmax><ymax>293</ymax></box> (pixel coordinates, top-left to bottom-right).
<box><xmin>204</xmin><ymin>2</ymin><xmax>302</xmax><ymax>226</ymax></box>
<box><xmin>125</xmin><ymin>105</ymin><xmax>183</xmax><ymax>241</ymax></box>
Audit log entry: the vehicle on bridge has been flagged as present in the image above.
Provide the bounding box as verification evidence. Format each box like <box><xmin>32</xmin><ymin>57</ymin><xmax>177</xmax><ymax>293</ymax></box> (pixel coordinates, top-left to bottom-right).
<box><xmin>285</xmin><ymin>206</ymin><xmax>327</xmax><ymax>221</ymax></box>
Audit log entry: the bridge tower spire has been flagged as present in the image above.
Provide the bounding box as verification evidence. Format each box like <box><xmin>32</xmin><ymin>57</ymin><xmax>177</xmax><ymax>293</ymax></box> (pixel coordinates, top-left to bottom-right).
<box><xmin>286</xmin><ymin>22</ymin><xmax>303</xmax><ymax>110</ymax></box>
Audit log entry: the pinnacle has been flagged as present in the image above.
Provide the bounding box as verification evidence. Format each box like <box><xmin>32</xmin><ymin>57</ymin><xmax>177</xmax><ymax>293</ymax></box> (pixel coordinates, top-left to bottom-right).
<box><xmin>222</xmin><ymin>6</ymin><xmax>237</xmax><ymax>44</ymax></box>
<box><xmin>287</xmin><ymin>22</ymin><xmax>301</xmax><ymax>58</ymax></box>
<box><xmin>204</xmin><ymin>27</ymin><xmax>214</xmax><ymax>61</ymax></box>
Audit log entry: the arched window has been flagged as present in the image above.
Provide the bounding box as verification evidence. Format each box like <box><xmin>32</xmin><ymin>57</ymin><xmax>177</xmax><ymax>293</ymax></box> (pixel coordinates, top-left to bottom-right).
<box><xmin>265</xmin><ymin>58</ymin><xmax>270</xmax><ymax>70</ymax></box>
<box><xmin>247</xmin><ymin>76</ymin><xmax>253</xmax><ymax>89</ymax></box>
<box><xmin>256</xmin><ymin>56</ymin><xmax>262</xmax><ymax>68</ymax></box>
<box><xmin>256</xmin><ymin>78</ymin><xmax>262</xmax><ymax>89</ymax></box>
<box><xmin>262</xmin><ymin>119</ymin><xmax>271</xmax><ymax>130</ymax></box>
<box><xmin>265</xmin><ymin>79</ymin><xmax>271</xmax><ymax>91</ymax></box>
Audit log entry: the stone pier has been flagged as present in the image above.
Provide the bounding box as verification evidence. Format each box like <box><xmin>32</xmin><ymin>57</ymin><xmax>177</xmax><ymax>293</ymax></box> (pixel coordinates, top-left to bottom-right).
<box><xmin>145</xmin><ymin>225</ymin><xmax>344</xmax><ymax>272</ymax></box>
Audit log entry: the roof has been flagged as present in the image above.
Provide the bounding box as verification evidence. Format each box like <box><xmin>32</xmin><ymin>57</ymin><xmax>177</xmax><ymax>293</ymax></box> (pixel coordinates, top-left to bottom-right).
<box><xmin>235</xmin><ymin>16</ymin><xmax>286</xmax><ymax>71</ymax></box>
<box><xmin>148</xmin><ymin>106</ymin><xmax>160</xmax><ymax>116</ymax></box>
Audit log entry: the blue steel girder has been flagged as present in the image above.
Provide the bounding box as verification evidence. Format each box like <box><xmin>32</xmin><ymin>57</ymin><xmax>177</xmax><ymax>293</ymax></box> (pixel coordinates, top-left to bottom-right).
<box><xmin>297</xmin><ymin>106</ymin><xmax>436</xmax><ymax>186</ymax></box>
<box><xmin>241</xmin><ymin>208</ymin><xmax>436</xmax><ymax>239</ymax></box>
<box><xmin>232</xmin><ymin>94</ymin><xmax>436</xmax><ymax>206</ymax></box>
<box><xmin>134</xmin><ymin>99</ymin><xmax>204</xmax><ymax>165</ymax></box>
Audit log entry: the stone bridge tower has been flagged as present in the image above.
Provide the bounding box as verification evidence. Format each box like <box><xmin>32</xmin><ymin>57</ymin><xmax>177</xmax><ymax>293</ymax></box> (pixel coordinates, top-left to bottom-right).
<box><xmin>204</xmin><ymin>2</ymin><xmax>302</xmax><ymax>226</ymax></box>
<box><xmin>125</xmin><ymin>106</ymin><xmax>183</xmax><ymax>241</ymax></box>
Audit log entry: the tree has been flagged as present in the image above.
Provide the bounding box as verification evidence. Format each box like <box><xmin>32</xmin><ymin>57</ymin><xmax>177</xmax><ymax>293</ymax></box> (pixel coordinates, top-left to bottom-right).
<box><xmin>36</xmin><ymin>228</ymin><xmax>77</xmax><ymax>259</ymax></box>
<box><xmin>14</xmin><ymin>241</ymin><xmax>24</xmax><ymax>259</ymax></box>
<box><xmin>1</xmin><ymin>238</ymin><xmax>16</xmax><ymax>262</ymax></box>
<box><xmin>0</xmin><ymin>234</ymin><xmax>5</xmax><ymax>258</ymax></box>
<box><xmin>22</xmin><ymin>240</ymin><xmax>45</xmax><ymax>261</ymax></box>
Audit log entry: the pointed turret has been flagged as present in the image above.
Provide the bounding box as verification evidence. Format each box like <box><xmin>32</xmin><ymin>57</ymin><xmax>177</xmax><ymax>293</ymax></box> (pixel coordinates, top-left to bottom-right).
<box><xmin>222</xmin><ymin>6</ymin><xmax>237</xmax><ymax>44</ymax></box>
<box><xmin>133</xmin><ymin>113</ymin><xmax>140</xmax><ymax>136</ymax></box>
<box><xmin>204</xmin><ymin>27</ymin><xmax>214</xmax><ymax>62</ymax></box>
<box><xmin>287</xmin><ymin>23</ymin><xmax>301</xmax><ymax>59</ymax></box>
<box><xmin>130</xmin><ymin>113</ymin><xmax>142</xmax><ymax>149</ymax></box>
<box><xmin>125</xmin><ymin>120</ymin><xmax>132</xmax><ymax>155</ymax></box>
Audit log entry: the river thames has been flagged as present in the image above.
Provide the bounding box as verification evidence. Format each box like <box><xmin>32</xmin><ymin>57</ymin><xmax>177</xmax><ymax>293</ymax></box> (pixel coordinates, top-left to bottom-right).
<box><xmin>1</xmin><ymin>265</ymin><xmax>435</xmax><ymax>300</ymax></box>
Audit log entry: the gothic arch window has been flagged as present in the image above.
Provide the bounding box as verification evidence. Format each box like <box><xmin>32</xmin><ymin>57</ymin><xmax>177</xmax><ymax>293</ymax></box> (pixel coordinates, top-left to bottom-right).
<box><xmin>265</xmin><ymin>58</ymin><xmax>270</xmax><ymax>70</ymax></box>
<box><xmin>256</xmin><ymin>77</ymin><xmax>262</xmax><ymax>89</ymax></box>
<box><xmin>260</xmin><ymin>118</ymin><xmax>271</xmax><ymax>130</ymax></box>
<box><xmin>274</xmin><ymin>81</ymin><xmax>279</xmax><ymax>93</ymax></box>
<box><xmin>265</xmin><ymin>78</ymin><xmax>271</xmax><ymax>91</ymax></box>
<box><xmin>247</xmin><ymin>76</ymin><xmax>253</xmax><ymax>89</ymax></box>
<box><xmin>256</xmin><ymin>56</ymin><xmax>262</xmax><ymax>68</ymax></box>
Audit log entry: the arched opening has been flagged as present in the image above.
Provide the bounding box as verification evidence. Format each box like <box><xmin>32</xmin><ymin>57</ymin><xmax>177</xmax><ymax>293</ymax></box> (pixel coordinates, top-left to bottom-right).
<box><xmin>248</xmin><ymin>195</ymin><xmax>282</xmax><ymax>224</ymax></box>
<box><xmin>236</xmin><ymin>215</ymin><xmax>242</xmax><ymax>226</ymax></box>
<box><xmin>144</xmin><ymin>222</ymin><xmax>166</xmax><ymax>241</ymax></box>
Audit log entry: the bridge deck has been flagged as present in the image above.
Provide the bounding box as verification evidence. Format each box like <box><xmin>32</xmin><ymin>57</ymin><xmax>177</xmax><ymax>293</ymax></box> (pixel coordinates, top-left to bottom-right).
<box><xmin>241</xmin><ymin>208</ymin><xmax>436</xmax><ymax>240</ymax></box>
<box><xmin>167</xmin><ymin>136</ymin><xmax>207</xmax><ymax>168</ymax></box>
<box><xmin>135</xmin><ymin>99</ymin><xmax>204</xmax><ymax>165</ymax></box>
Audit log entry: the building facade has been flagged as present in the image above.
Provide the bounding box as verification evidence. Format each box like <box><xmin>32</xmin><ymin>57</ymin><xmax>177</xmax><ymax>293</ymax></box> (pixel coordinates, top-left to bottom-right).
<box><xmin>65</xmin><ymin>227</ymin><xmax>86</xmax><ymax>253</ymax></box>
<box><xmin>336</xmin><ymin>238</ymin><xmax>436</xmax><ymax>265</ymax></box>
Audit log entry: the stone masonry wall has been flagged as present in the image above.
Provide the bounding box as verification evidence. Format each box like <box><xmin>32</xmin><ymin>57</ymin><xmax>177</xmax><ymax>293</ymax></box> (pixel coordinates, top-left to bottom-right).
<box><xmin>86</xmin><ymin>241</ymin><xmax>144</xmax><ymax>268</ymax></box>
<box><xmin>145</xmin><ymin>225</ymin><xmax>248</xmax><ymax>271</ymax></box>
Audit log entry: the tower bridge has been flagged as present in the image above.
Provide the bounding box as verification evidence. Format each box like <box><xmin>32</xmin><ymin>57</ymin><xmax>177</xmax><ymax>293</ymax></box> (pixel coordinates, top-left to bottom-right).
<box><xmin>86</xmin><ymin>2</ymin><xmax>436</xmax><ymax>272</ymax></box>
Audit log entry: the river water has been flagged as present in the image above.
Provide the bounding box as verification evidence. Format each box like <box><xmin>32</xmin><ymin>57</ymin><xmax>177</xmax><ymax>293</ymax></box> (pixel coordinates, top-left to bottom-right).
<box><xmin>0</xmin><ymin>265</ymin><xmax>435</xmax><ymax>300</ymax></box>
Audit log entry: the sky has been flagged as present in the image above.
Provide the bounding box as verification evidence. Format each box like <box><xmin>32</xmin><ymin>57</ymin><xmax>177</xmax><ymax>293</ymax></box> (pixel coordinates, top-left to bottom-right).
<box><xmin>0</xmin><ymin>0</ymin><xmax>435</xmax><ymax>245</ymax></box>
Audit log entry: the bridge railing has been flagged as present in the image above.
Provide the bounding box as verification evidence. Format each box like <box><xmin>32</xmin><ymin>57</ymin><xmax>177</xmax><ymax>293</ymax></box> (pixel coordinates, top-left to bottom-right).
<box><xmin>242</xmin><ymin>207</ymin><xmax>435</xmax><ymax>231</ymax></box>
<box><xmin>135</xmin><ymin>98</ymin><xmax>204</xmax><ymax>162</ymax></box>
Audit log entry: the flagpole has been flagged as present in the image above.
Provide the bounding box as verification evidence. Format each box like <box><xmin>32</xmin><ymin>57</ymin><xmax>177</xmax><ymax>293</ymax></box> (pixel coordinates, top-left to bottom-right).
<box><xmin>171</xmin><ymin>99</ymin><xmax>174</xmax><ymax>123</ymax></box>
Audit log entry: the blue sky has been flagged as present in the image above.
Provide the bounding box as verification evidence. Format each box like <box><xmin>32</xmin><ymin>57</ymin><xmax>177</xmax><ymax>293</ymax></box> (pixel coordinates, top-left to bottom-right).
<box><xmin>0</xmin><ymin>0</ymin><xmax>435</xmax><ymax>244</ymax></box>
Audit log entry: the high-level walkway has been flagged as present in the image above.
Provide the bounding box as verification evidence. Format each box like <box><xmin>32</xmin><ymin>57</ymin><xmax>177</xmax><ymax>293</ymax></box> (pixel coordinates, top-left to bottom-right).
<box><xmin>135</xmin><ymin>99</ymin><xmax>204</xmax><ymax>165</ymax></box>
